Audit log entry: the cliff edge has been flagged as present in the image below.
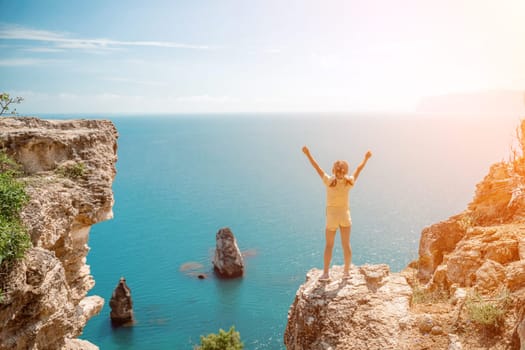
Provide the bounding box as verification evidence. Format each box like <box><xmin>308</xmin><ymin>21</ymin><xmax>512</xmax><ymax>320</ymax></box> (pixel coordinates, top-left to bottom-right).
<box><xmin>285</xmin><ymin>264</ymin><xmax>414</xmax><ymax>349</ymax></box>
<box><xmin>0</xmin><ymin>117</ymin><xmax>118</xmax><ymax>350</ymax></box>
<box><xmin>286</xmin><ymin>122</ymin><xmax>525</xmax><ymax>350</ymax></box>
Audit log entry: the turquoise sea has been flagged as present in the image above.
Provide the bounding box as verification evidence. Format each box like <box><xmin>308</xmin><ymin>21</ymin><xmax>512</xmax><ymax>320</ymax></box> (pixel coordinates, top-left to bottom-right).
<box><xmin>46</xmin><ymin>114</ymin><xmax>517</xmax><ymax>349</ymax></box>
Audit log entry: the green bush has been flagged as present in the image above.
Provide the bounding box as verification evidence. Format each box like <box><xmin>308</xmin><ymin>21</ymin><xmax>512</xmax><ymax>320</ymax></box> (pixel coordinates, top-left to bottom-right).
<box><xmin>0</xmin><ymin>217</ymin><xmax>30</xmax><ymax>266</ymax></box>
<box><xmin>0</xmin><ymin>172</ymin><xmax>29</xmax><ymax>220</ymax></box>
<box><xmin>0</xmin><ymin>151</ymin><xmax>31</xmax><ymax>266</ymax></box>
<box><xmin>196</xmin><ymin>326</ymin><xmax>244</xmax><ymax>350</ymax></box>
<box><xmin>0</xmin><ymin>151</ymin><xmax>22</xmax><ymax>176</ymax></box>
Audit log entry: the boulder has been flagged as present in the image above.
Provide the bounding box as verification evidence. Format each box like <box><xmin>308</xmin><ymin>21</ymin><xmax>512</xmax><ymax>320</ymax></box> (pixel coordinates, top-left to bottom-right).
<box><xmin>417</xmin><ymin>217</ymin><xmax>466</xmax><ymax>282</ymax></box>
<box><xmin>213</xmin><ymin>227</ymin><xmax>244</xmax><ymax>278</ymax></box>
<box><xmin>417</xmin><ymin>314</ymin><xmax>434</xmax><ymax>334</ymax></box>
<box><xmin>474</xmin><ymin>259</ymin><xmax>506</xmax><ymax>293</ymax></box>
<box><xmin>109</xmin><ymin>277</ymin><xmax>134</xmax><ymax>326</ymax></box>
<box><xmin>506</xmin><ymin>260</ymin><xmax>525</xmax><ymax>292</ymax></box>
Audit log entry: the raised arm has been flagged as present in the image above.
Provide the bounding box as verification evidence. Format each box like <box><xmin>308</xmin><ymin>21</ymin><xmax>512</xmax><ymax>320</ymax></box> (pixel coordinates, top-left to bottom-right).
<box><xmin>352</xmin><ymin>150</ymin><xmax>372</xmax><ymax>182</ymax></box>
<box><xmin>302</xmin><ymin>146</ymin><xmax>325</xmax><ymax>178</ymax></box>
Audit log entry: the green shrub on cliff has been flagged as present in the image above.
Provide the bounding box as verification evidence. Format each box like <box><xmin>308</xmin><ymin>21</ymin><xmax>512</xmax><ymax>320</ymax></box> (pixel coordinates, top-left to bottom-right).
<box><xmin>0</xmin><ymin>217</ymin><xmax>30</xmax><ymax>265</ymax></box>
<box><xmin>0</xmin><ymin>151</ymin><xmax>30</xmax><ymax>266</ymax></box>
<box><xmin>0</xmin><ymin>170</ymin><xmax>28</xmax><ymax>220</ymax></box>
<box><xmin>0</xmin><ymin>151</ymin><xmax>22</xmax><ymax>175</ymax></box>
<box><xmin>196</xmin><ymin>326</ymin><xmax>244</xmax><ymax>350</ymax></box>
<box><xmin>466</xmin><ymin>289</ymin><xmax>510</xmax><ymax>328</ymax></box>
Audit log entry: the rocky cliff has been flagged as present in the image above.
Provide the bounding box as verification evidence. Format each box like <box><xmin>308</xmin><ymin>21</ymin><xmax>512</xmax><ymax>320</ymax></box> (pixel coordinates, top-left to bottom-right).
<box><xmin>286</xmin><ymin>123</ymin><xmax>525</xmax><ymax>350</ymax></box>
<box><xmin>0</xmin><ymin>117</ymin><xmax>118</xmax><ymax>350</ymax></box>
<box><xmin>285</xmin><ymin>265</ymin><xmax>415</xmax><ymax>349</ymax></box>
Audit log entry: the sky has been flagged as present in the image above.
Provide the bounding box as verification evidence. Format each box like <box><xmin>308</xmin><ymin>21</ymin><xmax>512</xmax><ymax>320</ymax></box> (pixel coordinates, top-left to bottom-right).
<box><xmin>1</xmin><ymin>0</ymin><xmax>524</xmax><ymax>114</ymax></box>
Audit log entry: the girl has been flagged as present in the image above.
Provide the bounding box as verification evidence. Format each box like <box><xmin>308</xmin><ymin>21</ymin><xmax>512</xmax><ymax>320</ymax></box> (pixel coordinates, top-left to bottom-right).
<box><xmin>302</xmin><ymin>146</ymin><xmax>372</xmax><ymax>281</ymax></box>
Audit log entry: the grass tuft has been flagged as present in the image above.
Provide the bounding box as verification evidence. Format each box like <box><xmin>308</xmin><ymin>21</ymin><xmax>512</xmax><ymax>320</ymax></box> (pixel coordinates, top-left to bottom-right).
<box><xmin>56</xmin><ymin>162</ymin><xmax>86</xmax><ymax>180</ymax></box>
<box><xmin>465</xmin><ymin>289</ymin><xmax>510</xmax><ymax>328</ymax></box>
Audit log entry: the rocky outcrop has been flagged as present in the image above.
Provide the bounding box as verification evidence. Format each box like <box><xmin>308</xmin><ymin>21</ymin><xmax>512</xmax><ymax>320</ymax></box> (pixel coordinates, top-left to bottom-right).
<box><xmin>411</xmin><ymin>155</ymin><xmax>525</xmax><ymax>349</ymax></box>
<box><xmin>417</xmin><ymin>215</ymin><xmax>466</xmax><ymax>282</ymax></box>
<box><xmin>417</xmin><ymin>160</ymin><xmax>525</xmax><ymax>286</ymax></box>
<box><xmin>213</xmin><ymin>227</ymin><xmax>244</xmax><ymax>278</ymax></box>
<box><xmin>0</xmin><ymin>117</ymin><xmax>118</xmax><ymax>350</ymax></box>
<box><xmin>285</xmin><ymin>265</ymin><xmax>413</xmax><ymax>350</ymax></box>
<box><xmin>109</xmin><ymin>277</ymin><xmax>134</xmax><ymax>326</ymax></box>
<box><xmin>417</xmin><ymin>160</ymin><xmax>525</xmax><ymax>291</ymax></box>
<box><xmin>286</xmin><ymin>121</ymin><xmax>525</xmax><ymax>349</ymax></box>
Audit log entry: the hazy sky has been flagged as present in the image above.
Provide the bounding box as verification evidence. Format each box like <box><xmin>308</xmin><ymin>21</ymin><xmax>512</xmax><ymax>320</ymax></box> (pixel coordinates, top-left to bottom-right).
<box><xmin>1</xmin><ymin>0</ymin><xmax>524</xmax><ymax>114</ymax></box>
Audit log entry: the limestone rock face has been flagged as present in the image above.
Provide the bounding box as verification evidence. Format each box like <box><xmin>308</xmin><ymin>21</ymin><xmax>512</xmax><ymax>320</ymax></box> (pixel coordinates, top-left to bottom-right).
<box><xmin>284</xmin><ymin>265</ymin><xmax>413</xmax><ymax>350</ymax></box>
<box><xmin>213</xmin><ymin>227</ymin><xmax>244</xmax><ymax>278</ymax></box>
<box><xmin>417</xmin><ymin>216</ymin><xmax>466</xmax><ymax>282</ymax></box>
<box><xmin>417</xmin><ymin>159</ymin><xmax>525</xmax><ymax>285</ymax></box>
<box><xmin>413</xmin><ymin>142</ymin><xmax>525</xmax><ymax>349</ymax></box>
<box><xmin>109</xmin><ymin>277</ymin><xmax>134</xmax><ymax>326</ymax></box>
<box><xmin>416</xmin><ymin>162</ymin><xmax>525</xmax><ymax>296</ymax></box>
<box><xmin>469</xmin><ymin>162</ymin><xmax>525</xmax><ymax>225</ymax></box>
<box><xmin>0</xmin><ymin>117</ymin><xmax>117</xmax><ymax>350</ymax></box>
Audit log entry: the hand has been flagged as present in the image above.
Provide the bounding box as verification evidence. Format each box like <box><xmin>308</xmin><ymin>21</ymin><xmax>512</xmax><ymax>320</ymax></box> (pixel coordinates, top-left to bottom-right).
<box><xmin>302</xmin><ymin>146</ymin><xmax>310</xmax><ymax>156</ymax></box>
<box><xmin>365</xmin><ymin>150</ymin><xmax>372</xmax><ymax>159</ymax></box>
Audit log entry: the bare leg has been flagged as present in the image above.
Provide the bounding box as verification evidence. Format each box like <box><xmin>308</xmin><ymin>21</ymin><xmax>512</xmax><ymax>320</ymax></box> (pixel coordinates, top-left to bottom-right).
<box><xmin>340</xmin><ymin>225</ymin><xmax>352</xmax><ymax>276</ymax></box>
<box><xmin>321</xmin><ymin>229</ymin><xmax>337</xmax><ymax>279</ymax></box>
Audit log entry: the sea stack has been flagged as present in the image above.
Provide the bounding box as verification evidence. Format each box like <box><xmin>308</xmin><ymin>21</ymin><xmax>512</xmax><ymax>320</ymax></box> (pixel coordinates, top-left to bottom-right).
<box><xmin>213</xmin><ymin>227</ymin><xmax>244</xmax><ymax>278</ymax></box>
<box><xmin>109</xmin><ymin>277</ymin><xmax>134</xmax><ymax>326</ymax></box>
